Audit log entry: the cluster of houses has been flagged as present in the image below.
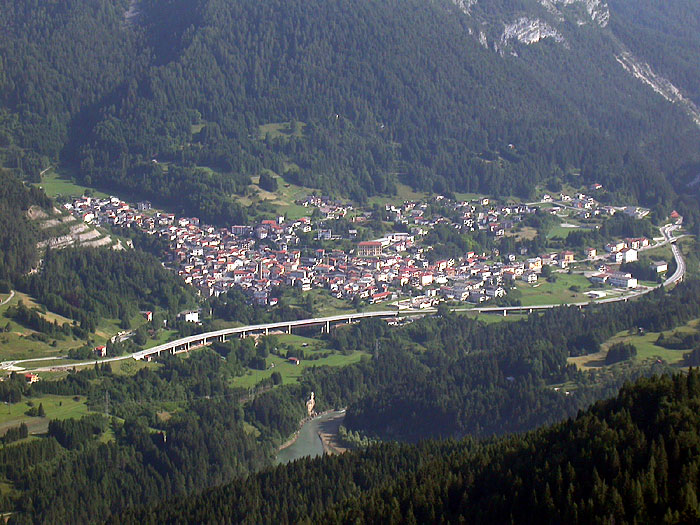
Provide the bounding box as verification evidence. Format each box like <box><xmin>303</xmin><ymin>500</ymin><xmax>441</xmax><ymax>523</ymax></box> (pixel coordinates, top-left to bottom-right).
<box><xmin>383</xmin><ymin>196</ymin><xmax>534</xmax><ymax>237</ymax></box>
<box><xmin>64</xmin><ymin>190</ymin><xmax>659</xmax><ymax>310</ymax></box>
<box><xmin>585</xmin><ymin>236</ymin><xmax>657</xmax><ymax>289</ymax></box>
<box><xmin>603</xmin><ymin>237</ymin><xmax>651</xmax><ymax>263</ymax></box>
<box><xmin>589</xmin><ymin>258</ymin><xmax>668</xmax><ymax>290</ymax></box>
<box><xmin>64</xmin><ymin>195</ymin><xmax>537</xmax><ymax>307</ymax></box>
<box><xmin>540</xmin><ymin>188</ymin><xmax>649</xmax><ymax>221</ymax></box>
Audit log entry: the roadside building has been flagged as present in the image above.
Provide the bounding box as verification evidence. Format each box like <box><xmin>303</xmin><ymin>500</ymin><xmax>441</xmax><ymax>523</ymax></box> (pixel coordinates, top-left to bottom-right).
<box><xmin>24</xmin><ymin>373</ymin><xmax>40</xmax><ymax>384</ymax></box>
<box><xmin>609</xmin><ymin>272</ymin><xmax>638</xmax><ymax>288</ymax></box>
<box><xmin>650</xmin><ymin>261</ymin><xmax>668</xmax><ymax>273</ymax></box>
<box><xmin>522</xmin><ymin>271</ymin><xmax>538</xmax><ymax>283</ymax></box>
<box><xmin>590</xmin><ymin>273</ymin><xmax>609</xmax><ymax>285</ymax></box>
<box><xmin>527</xmin><ymin>257</ymin><xmax>542</xmax><ymax>271</ymax></box>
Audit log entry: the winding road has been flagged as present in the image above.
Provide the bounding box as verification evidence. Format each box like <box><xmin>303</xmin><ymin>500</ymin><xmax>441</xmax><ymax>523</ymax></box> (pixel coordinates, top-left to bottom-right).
<box><xmin>0</xmin><ymin>291</ymin><xmax>15</xmax><ymax>307</ymax></box>
<box><xmin>11</xmin><ymin>222</ymin><xmax>687</xmax><ymax>373</ymax></box>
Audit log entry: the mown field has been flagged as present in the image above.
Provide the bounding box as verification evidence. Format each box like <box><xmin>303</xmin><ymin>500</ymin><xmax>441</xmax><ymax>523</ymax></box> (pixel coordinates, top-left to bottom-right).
<box><xmin>0</xmin><ymin>394</ymin><xmax>89</xmax><ymax>437</ymax></box>
<box><xmin>36</xmin><ymin>169</ymin><xmax>109</xmax><ymax>199</ymax></box>
<box><xmin>515</xmin><ymin>272</ymin><xmax>594</xmax><ymax>306</ymax></box>
<box><xmin>568</xmin><ymin>318</ymin><xmax>700</xmax><ymax>370</ymax></box>
<box><xmin>231</xmin><ymin>333</ymin><xmax>369</xmax><ymax>388</ymax></box>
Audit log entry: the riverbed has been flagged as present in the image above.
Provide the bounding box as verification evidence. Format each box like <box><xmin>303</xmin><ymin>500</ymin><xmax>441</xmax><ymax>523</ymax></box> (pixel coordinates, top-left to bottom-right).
<box><xmin>275</xmin><ymin>410</ymin><xmax>345</xmax><ymax>464</ymax></box>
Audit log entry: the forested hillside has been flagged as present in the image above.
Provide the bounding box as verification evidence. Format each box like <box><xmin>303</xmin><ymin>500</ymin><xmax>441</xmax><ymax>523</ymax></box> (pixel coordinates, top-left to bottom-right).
<box><xmin>314</xmin><ymin>280</ymin><xmax>700</xmax><ymax>440</ymax></box>
<box><xmin>608</xmin><ymin>0</ymin><xmax>700</xmax><ymax>105</ymax></box>
<box><xmin>2</xmin><ymin>0</ymin><xmax>700</xmax><ymax>224</ymax></box>
<box><xmin>0</xmin><ymin>172</ymin><xmax>51</xmax><ymax>285</ymax></box>
<box><xmin>3</xmin><ymin>280</ymin><xmax>700</xmax><ymax>523</ymax></box>
<box><xmin>0</xmin><ymin>0</ymin><xmax>143</xmax><ymax>176</ymax></box>
<box><xmin>115</xmin><ymin>370</ymin><xmax>700</xmax><ymax>524</ymax></box>
<box><xmin>21</xmin><ymin>247</ymin><xmax>195</xmax><ymax>332</ymax></box>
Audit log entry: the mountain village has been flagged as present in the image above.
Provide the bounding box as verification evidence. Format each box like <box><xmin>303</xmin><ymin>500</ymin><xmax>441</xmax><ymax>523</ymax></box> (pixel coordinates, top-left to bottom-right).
<box><xmin>63</xmin><ymin>188</ymin><xmax>663</xmax><ymax>313</ymax></box>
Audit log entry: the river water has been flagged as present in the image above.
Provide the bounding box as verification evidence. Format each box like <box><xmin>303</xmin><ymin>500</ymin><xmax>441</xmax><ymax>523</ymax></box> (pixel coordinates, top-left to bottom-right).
<box><xmin>275</xmin><ymin>410</ymin><xmax>345</xmax><ymax>464</ymax></box>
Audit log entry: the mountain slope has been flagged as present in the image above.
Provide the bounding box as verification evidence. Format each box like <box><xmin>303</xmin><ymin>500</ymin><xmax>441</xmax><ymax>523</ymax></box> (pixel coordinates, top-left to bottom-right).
<box><xmin>113</xmin><ymin>370</ymin><xmax>700</xmax><ymax>524</ymax></box>
<box><xmin>1</xmin><ymin>0</ymin><xmax>700</xmax><ymax>223</ymax></box>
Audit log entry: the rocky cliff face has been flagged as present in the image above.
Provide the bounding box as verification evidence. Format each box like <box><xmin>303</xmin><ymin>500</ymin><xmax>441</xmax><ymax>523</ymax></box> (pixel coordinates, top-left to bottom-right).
<box><xmin>500</xmin><ymin>17</ymin><xmax>565</xmax><ymax>47</ymax></box>
<box><xmin>615</xmin><ymin>51</ymin><xmax>700</xmax><ymax>127</ymax></box>
<box><xmin>449</xmin><ymin>0</ymin><xmax>700</xmax><ymax>129</ymax></box>
<box><xmin>539</xmin><ymin>0</ymin><xmax>609</xmax><ymax>27</ymax></box>
<box><xmin>452</xmin><ymin>0</ymin><xmax>605</xmax><ymax>50</ymax></box>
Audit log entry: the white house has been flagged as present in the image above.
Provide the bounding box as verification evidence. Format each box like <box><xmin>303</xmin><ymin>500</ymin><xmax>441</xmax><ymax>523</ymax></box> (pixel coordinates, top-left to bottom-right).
<box><xmin>178</xmin><ymin>310</ymin><xmax>201</xmax><ymax>323</ymax></box>
<box><xmin>522</xmin><ymin>271</ymin><xmax>538</xmax><ymax>283</ymax></box>
<box><xmin>609</xmin><ymin>272</ymin><xmax>638</xmax><ymax>288</ymax></box>
<box><xmin>650</xmin><ymin>261</ymin><xmax>668</xmax><ymax>273</ymax></box>
<box><xmin>620</xmin><ymin>248</ymin><xmax>638</xmax><ymax>263</ymax></box>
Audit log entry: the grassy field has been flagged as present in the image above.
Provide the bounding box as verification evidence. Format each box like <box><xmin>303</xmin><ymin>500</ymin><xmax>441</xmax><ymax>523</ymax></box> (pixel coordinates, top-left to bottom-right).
<box><xmin>363</xmin><ymin>301</ymin><xmax>400</xmax><ymax>313</ymax></box>
<box><xmin>274</xmin><ymin>333</ymin><xmax>326</xmax><ymax>351</ymax></box>
<box><xmin>546</xmin><ymin>223</ymin><xmax>582</xmax><ymax>240</ymax></box>
<box><xmin>144</xmin><ymin>329</ymin><xmax>179</xmax><ymax>348</ymax></box>
<box><xmin>0</xmin><ymin>292</ymin><xmax>73</xmax><ymax>325</ymax></box>
<box><xmin>0</xmin><ymin>394</ymin><xmax>89</xmax><ymax>436</ymax></box>
<box><xmin>258</xmin><ymin>121</ymin><xmax>306</xmax><ymax>140</ymax></box>
<box><xmin>453</xmin><ymin>191</ymin><xmax>488</xmax><ymax>202</ymax></box>
<box><xmin>366</xmin><ymin>183</ymin><xmax>489</xmax><ymax>208</ymax></box>
<box><xmin>235</xmin><ymin>172</ymin><xmax>315</xmax><ymax>220</ymax></box>
<box><xmin>367</xmin><ymin>182</ymin><xmax>433</xmax><ymax>207</ymax></box>
<box><xmin>287</xmin><ymin>289</ymin><xmax>358</xmax><ymax>317</ymax></box>
<box><xmin>0</xmin><ymin>292</ymin><xmax>88</xmax><ymax>361</ymax></box>
<box><xmin>641</xmin><ymin>243</ymin><xmax>673</xmax><ymax>261</ymax></box>
<box><xmin>0</xmin><ymin>292</ymin><xmax>144</xmax><ymax>364</ymax></box>
<box><xmin>109</xmin><ymin>358</ymin><xmax>160</xmax><ymax>376</ymax></box>
<box><xmin>231</xmin><ymin>349</ymin><xmax>369</xmax><ymax>389</ymax></box>
<box><xmin>505</xmin><ymin>226</ymin><xmax>538</xmax><ymax>241</ymax></box>
<box><xmin>569</xmin><ymin>318</ymin><xmax>700</xmax><ymax>370</ymax></box>
<box><xmin>515</xmin><ymin>273</ymin><xmax>593</xmax><ymax>306</ymax></box>
<box><xmin>36</xmin><ymin>169</ymin><xmax>110</xmax><ymax>199</ymax></box>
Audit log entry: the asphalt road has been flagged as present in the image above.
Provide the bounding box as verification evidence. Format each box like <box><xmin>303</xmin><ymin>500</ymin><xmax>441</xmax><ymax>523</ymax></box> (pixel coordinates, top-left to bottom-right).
<box><xmin>0</xmin><ymin>291</ymin><xmax>15</xmax><ymax>307</ymax></box>
<box><xmin>17</xmin><ymin>222</ymin><xmax>688</xmax><ymax>372</ymax></box>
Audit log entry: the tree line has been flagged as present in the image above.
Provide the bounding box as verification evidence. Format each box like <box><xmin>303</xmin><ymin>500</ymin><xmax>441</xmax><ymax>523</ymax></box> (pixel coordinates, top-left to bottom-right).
<box><xmin>113</xmin><ymin>370</ymin><xmax>700</xmax><ymax>524</ymax></box>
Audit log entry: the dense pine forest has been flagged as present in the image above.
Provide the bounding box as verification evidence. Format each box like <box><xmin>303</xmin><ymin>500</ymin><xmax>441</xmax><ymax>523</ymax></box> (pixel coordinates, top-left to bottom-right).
<box><xmin>0</xmin><ymin>172</ymin><xmax>51</xmax><ymax>285</ymax></box>
<box><xmin>315</xmin><ymin>280</ymin><xmax>700</xmax><ymax>440</ymax></box>
<box><xmin>21</xmin><ymin>247</ymin><xmax>195</xmax><ymax>332</ymax></box>
<box><xmin>114</xmin><ymin>370</ymin><xmax>700</xmax><ymax>524</ymax></box>
<box><xmin>2</xmin><ymin>0</ymin><xmax>700</xmax><ymax>223</ymax></box>
<box><xmin>1</xmin><ymin>0</ymin><xmax>700</xmax><ymax>522</ymax></box>
<box><xmin>0</xmin><ymin>281</ymin><xmax>698</xmax><ymax>522</ymax></box>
